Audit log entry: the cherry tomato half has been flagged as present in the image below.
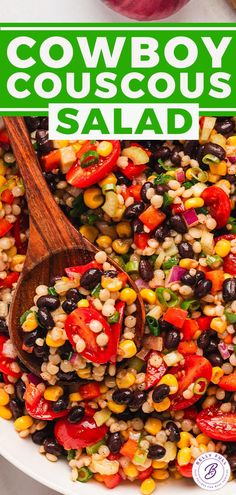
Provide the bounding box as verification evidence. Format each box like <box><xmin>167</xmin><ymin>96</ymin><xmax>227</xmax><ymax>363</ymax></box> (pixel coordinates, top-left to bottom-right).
<box><xmin>25</xmin><ymin>395</ymin><xmax>68</xmax><ymax>420</ymax></box>
<box><xmin>223</xmin><ymin>253</ymin><xmax>236</xmax><ymax>276</ymax></box>
<box><xmin>219</xmin><ymin>373</ymin><xmax>236</xmax><ymax>391</ymax></box>
<box><xmin>65</xmin><ymin>261</ymin><xmax>101</xmax><ymax>279</ymax></box>
<box><xmin>176</xmin><ymin>462</ymin><xmax>193</xmax><ymax>478</ymax></box>
<box><xmin>66</xmin><ymin>141</ymin><xmax>120</xmax><ymax>189</ymax></box>
<box><xmin>201</xmin><ymin>186</ymin><xmax>231</xmax><ymax>229</ymax></box>
<box><xmin>170</xmin><ymin>355</ymin><xmax>212</xmax><ymax>410</ymax></box>
<box><xmin>197</xmin><ymin>407</ymin><xmax>236</xmax><ymax>441</ymax></box>
<box><xmin>145</xmin><ymin>351</ymin><xmax>168</xmax><ymax>390</ymax></box>
<box><xmin>0</xmin><ymin>336</ymin><xmax>21</xmax><ymax>378</ymax></box>
<box><xmin>55</xmin><ymin>416</ymin><xmax>108</xmax><ymax>450</ymax></box>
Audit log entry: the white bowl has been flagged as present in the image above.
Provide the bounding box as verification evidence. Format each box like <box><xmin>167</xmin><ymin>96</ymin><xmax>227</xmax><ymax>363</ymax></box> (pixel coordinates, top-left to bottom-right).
<box><xmin>0</xmin><ymin>418</ymin><xmax>235</xmax><ymax>495</ymax></box>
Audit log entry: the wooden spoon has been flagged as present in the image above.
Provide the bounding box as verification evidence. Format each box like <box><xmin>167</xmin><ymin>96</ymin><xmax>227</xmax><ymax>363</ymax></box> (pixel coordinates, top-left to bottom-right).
<box><xmin>4</xmin><ymin>117</ymin><xmax>145</xmax><ymax>378</ymax></box>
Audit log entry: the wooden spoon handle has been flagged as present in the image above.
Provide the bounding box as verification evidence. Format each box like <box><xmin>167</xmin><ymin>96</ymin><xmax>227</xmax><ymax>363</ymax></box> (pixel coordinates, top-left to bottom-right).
<box><xmin>4</xmin><ymin>117</ymin><xmax>92</xmax><ymax>269</ymax></box>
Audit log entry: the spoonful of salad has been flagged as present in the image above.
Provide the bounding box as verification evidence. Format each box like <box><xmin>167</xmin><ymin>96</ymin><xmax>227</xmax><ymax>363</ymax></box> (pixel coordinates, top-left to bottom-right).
<box><xmin>4</xmin><ymin>117</ymin><xmax>145</xmax><ymax>381</ymax></box>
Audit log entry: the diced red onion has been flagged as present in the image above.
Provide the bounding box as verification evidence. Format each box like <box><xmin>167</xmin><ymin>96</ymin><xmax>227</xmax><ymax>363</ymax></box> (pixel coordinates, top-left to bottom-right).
<box><xmin>182</xmin><ymin>208</ymin><xmax>199</xmax><ymax>227</ymax></box>
<box><xmin>166</xmin><ymin>266</ymin><xmax>187</xmax><ymax>286</ymax></box>
<box><xmin>136</xmin><ymin>348</ymin><xmax>150</xmax><ymax>361</ymax></box>
<box><xmin>69</xmin><ymin>352</ymin><xmax>78</xmax><ymax>365</ymax></box>
<box><xmin>218</xmin><ymin>342</ymin><xmax>230</xmax><ymax>360</ymax></box>
<box><xmin>135</xmin><ymin>278</ymin><xmax>150</xmax><ymax>290</ymax></box>
<box><xmin>176</xmin><ymin>168</ymin><xmax>185</xmax><ymax>183</ymax></box>
<box><xmin>27</xmin><ymin>373</ymin><xmax>42</xmax><ymax>385</ymax></box>
<box><xmin>228</xmin><ymin>156</ymin><xmax>236</xmax><ymax>164</ymax></box>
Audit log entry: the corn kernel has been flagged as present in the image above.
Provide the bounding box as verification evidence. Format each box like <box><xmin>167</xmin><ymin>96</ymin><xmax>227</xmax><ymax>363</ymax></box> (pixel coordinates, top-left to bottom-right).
<box><xmin>210</xmin><ymin>133</ymin><xmax>226</xmax><ymax>148</ymax></box>
<box><xmin>124</xmin><ymin>464</ymin><xmax>139</xmax><ymax>478</ymax></box>
<box><xmin>177</xmin><ymin>432</ymin><xmax>192</xmax><ymax>449</ymax></box>
<box><xmin>83</xmin><ymin>187</ymin><xmax>104</xmax><ymax>210</ymax></box>
<box><xmin>69</xmin><ymin>392</ymin><xmax>83</xmax><ymax>402</ymax></box>
<box><xmin>140</xmin><ymin>478</ymin><xmax>156</xmax><ymax>495</ymax></box>
<box><xmin>158</xmin><ymin>374</ymin><xmax>178</xmax><ymax>395</ymax></box>
<box><xmin>11</xmin><ymin>254</ymin><xmax>26</xmax><ymax>266</ymax></box>
<box><xmin>14</xmin><ymin>415</ymin><xmax>33</xmax><ymax>432</ymax></box>
<box><xmin>120</xmin><ymin>288</ymin><xmax>137</xmax><ymax>305</ymax></box>
<box><xmin>152</xmin><ymin>461</ymin><xmax>167</xmax><ymax>469</ymax></box>
<box><xmin>179</xmin><ymin>259</ymin><xmax>198</xmax><ymax>269</ymax></box>
<box><xmin>0</xmin><ymin>405</ymin><xmax>12</xmax><ymax>420</ymax></box>
<box><xmin>177</xmin><ymin>447</ymin><xmax>192</xmax><ymax>466</ymax></box>
<box><xmin>5</xmin><ymin>246</ymin><xmax>17</xmax><ymax>258</ymax></box>
<box><xmin>22</xmin><ymin>314</ymin><xmax>38</xmax><ymax>332</ymax></box>
<box><xmin>185</xmin><ymin>168</ymin><xmax>195</xmax><ymax>180</ymax></box>
<box><xmin>185</xmin><ymin>198</ymin><xmax>204</xmax><ymax>210</ymax></box>
<box><xmin>152</xmin><ymin>469</ymin><xmax>169</xmax><ymax>481</ymax></box>
<box><xmin>153</xmin><ymin>397</ymin><xmax>171</xmax><ymax>412</ymax></box>
<box><xmin>116</xmin><ymin>222</ymin><xmax>132</xmax><ymax>239</ymax></box>
<box><xmin>44</xmin><ymin>386</ymin><xmax>64</xmax><ymax>402</ymax></box>
<box><xmin>215</xmin><ymin>239</ymin><xmax>231</xmax><ymax>258</ymax></box>
<box><xmin>97</xmin><ymin>141</ymin><xmax>113</xmax><ymax>157</ymax></box>
<box><xmin>0</xmin><ymin>389</ymin><xmax>10</xmax><ymax>406</ymax></box>
<box><xmin>98</xmin><ymin>173</ymin><xmax>117</xmax><ymax>187</ymax></box>
<box><xmin>208</xmin><ymin>173</ymin><xmax>220</xmax><ymax>183</ymax></box>
<box><xmin>94</xmin><ymin>474</ymin><xmax>104</xmax><ymax>483</ymax></box>
<box><xmin>0</xmin><ymin>176</ymin><xmax>6</xmax><ymax>187</ymax></box>
<box><xmin>99</xmin><ymin>384</ymin><xmax>109</xmax><ymax>394</ymax></box>
<box><xmin>79</xmin><ymin>225</ymin><xmax>98</xmax><ymax>243</ymax></box>
<box><xmin>77</xmin><ymin>368</ymin><xmax>91</xmax><ymax>379</ymax></box>
<box><xmin>46</xmin><ymin>332</ymin><xmax>65</xmax><ymax>348</ymax></box>
<box><xmin>144</xmin><ymin>418</ymin><xmax>162</xmax><ymax>435</ymax></box>
<box><xmin>211</xmin><ymin>366</ymin><xmax>224</xmax><ymax>384</ymax></box>
<box><xmin>209</xmin><ymin>161</ymin><xmax>227</xmax><ymax>176</ymax></box>
<box><xmin>210</xmin><ymin>317</ymin><xmax>227</xmax><ymax>334</ymax></box>
<box><xmin>140</xmin><ymin>289</ymin><xmax>156</xmax><ymax>305</ymax></box>
<box><xmin>196</xmin><ymin>434</ymin><xmax>211</xmax><ymax>446</ymax></box>
<box><xmin>77</xmin><ymin>299</ymin><xmax>89</xmax><ymax>308</ymax></box>
<box><xmin>216</xmin><ymin>179</ymin><xmax>231</xmax><ymax>191</ymax></box>
<box><xmin>101</xmin><ymin>276</ymin><xmax>123</xmax><ymax>292</ymax></box>
<box><xmin>227</xmin><ymin>136</ymin><xmax>236</xmax><ymax>146</ymax></box>
<box><xmin>107</xmin><ymin>401</ymin><xmax>126</xmax><ymax>414</ymax></box>
<box><xmin>112</xmin><ymin>239</ymin><xmax>130</xmax><ymax>255</ymax></box>
<box><xmin>96</xmin><ymin>235</ymin><xmax>112</xmax><ymax>249</ymax></box>
<box><xmin>119</xmin><ymin>340</ymin><xmax>137</xmax><ymax>359</ymax></box>
<box><xmin>116</xmin><ymin>372</ymin><xmax>136</xmax><ymax>389</ymax></box>
<box><xmin>0</xmin><ymin>160</ymin><xmax>6</xmax><ymax>175</ymax></box>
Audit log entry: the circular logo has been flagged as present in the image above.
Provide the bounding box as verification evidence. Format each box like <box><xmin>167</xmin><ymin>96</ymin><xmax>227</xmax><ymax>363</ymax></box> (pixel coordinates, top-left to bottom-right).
<box><xmin>193</xmin><ymin>452</ymin><xmax>231</xmax><ymax>491</ymax></box>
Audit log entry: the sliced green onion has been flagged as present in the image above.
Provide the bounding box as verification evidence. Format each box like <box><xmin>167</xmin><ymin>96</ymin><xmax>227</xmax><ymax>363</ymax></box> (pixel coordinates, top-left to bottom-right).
<box><xmin>163</xmin><ymin>192</ymin><xmax>174</xmax><ymax>208</ymax></box>
<box><xmin>228</xmin><ymin>216</ymin><xmax>236</xmax><ymax>234</ymax></box>
<box><xmin>206</xmin><ymin>255</ymin><xmax>223</xmax><ymax>268</ymax></box>
<box><xmin>197</xmin><ymin>207</ymin><xmax>209</xmax><ymax>215</ymax></box>
<box><xmin>158</xmin><ymin>159</ymin><xmax>177</xmax><ymax>172</ymax></box>
<box><xmin>108</xmin><ymin>311</ymin><xmax>120</xmax><ymax>324</ymax></box>
<box><xmin>86</xmin><ymin>440</ymin><xmax>105</xmax><ymax>455</ymax></box>
<box><xmin>80</xmin><ymin>150</ymin><xmax>99</xmax><ymax>169</ymax></box>
<box><xmin>154</xmin><ymin>174</ymin><xmax>172</xmax><ymax>185</ymax></box>
<box><xmin>193</xmin><ymin>377</ymin><xmax>208</xmax><ymax>396</ymax></box>
<box><xmin>202</xmin><ymin>154</ymin><xmax>220</xmax><ymax>165</ymax></box>
<box><xmin>20</xmin><ymin>310</ymin><xmax>34</xmax><ymax>326</ymax></box>
<box><xmin>91</xmin><ymin>283</ymin><xmax>101</xmax><ymax>298</ymax></box>
<box><xmin>102</xmin><ymin>183</ymin><xmax>116</xmax><ymax>194</ymax></box>
<box><xmin>125</xmin><ymin>261</ymin><xmax>139</xmax><ymax>273</ymax></box>
<box><xmin>67</xmin><ymin>449</ymin><xmax>76</xmax><ymax>461</ymax></box>
<box><xmin>128</xmin><ymin>356</ymin><xmax>144</xmax><ymax>372</ymax></box>
<box><xmin>102</xmin><ymin>191</ymin><xmax>119</xmax><ymax>217</ymax></box>
<box><xmin>198</xmin><ymin>170</ymin><xmax>208</xmax><ymax>183</ymax></box>
<box><xmin>163</xmin><ymin>257</ymin><xmax>178</xmax><ymax>271</ymax></box>
<box><xmin>133</xmin><ymin>449</ymin><xmax>148</xmax><ymax>466</ymax></box>
<box><xmin>48</xmin><ymin>287</ymin><xmax>57</xmax><ymax>296</ymax></box>
<box><xmin>70</xmin><ymin>193</ymin><xmax>87</xmax><ymax>219</ymax></box>
<box><xmin>77</xmin><ymin>467</ymin><xmax>93</xmax><ymax>483</ymax></box>
<box><xmin>87</xmin><ymin>213</ymin><xmax>98</xmax><ymax>225</ymax></box>
<box><xmin>156</xmin><ymin>287</ymin><xmax>179</xmax><ymax>308</ymax></box>
<box><xmin>183</xmin><ymin>181</ymin><xmax>194</xmax><ymax>189</ymax></box>
<box><xmin>224</xmin><ymin>311</ymin><xmax>236</xmax><ymax>324</ymax></box>
<box><xmin>181</xmin><ymin>299</ymin><xmax>200</xmax><ymax>312</ymax></box>
<box><xmin>146</xmin><ymin>316</ymin><xmax>160</xmax><ymax>336</ymax></box>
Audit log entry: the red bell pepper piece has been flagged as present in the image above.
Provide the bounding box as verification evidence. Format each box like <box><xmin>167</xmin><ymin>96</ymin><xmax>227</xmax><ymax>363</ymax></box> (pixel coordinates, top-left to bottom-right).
<box><xmin>163</xmin><ymin>308</ymin><xmax>188</xmax><ymax>329</ymax></box>
<box><xmin>0</xmin><ymin>272</ymin><xmax>19</xmax><ymax>289</ymax></box>
<box><xmin>182</xmin><ymin>319</ymin><xmax>199</xmax><ymax>341</ymax></box>
<box><xmin>145</xmin><ymin>351</ymin><xmax>168</xmax><ymax>390</ymax></box>
<box><xmin>171</xmin><ymin>203</ymin><xmax>185</xmax><ymax>214</ymax></box>
<box><xmin>120</xmin><ymin>439</ymin><xmax>138</xmax><ymax>459</ymax></box>
<box><xmin>79</xmin><ymin>382</ymin><xmax>101</xmax><ymax>401</ymax></box>
<box><xmin>214</xmin><ymin>234</ymin><xmax>236</xmax><ymax>243</ymax></box>
<box><xmin>1</xmin><ymin>189</ymin><xmax>14</xmax><ymax>204</ymax></box>
<box><xmin>0</xmin><ymin>130</ymin><xmax>10</xmax><ymax>145</ymax></box>
<box><xmin>219</xmin><ymin>373</ymin><xmax>236</xmax><ymax>392</ymax></box>
<box><xmin>178</xmin><ymin>341</ymin><xmax>197</xmax><ymax>355</ymax></box>
<box><xmin>138</xmin><ymin>467</ymin><xmax>153</xmax><ymax>481</ymax></box>
<box><xmin>23</xmin><ymin>383</ymin><xmax>42</xmax><ymax>407</ymax></box>
<box><xmin>41</xmin><ymin>150</ymin><xmax>61</xmax><ymax>172</ymax></box>
<box><xmin>205</xmin><ymin>269</ymin><xmax>225</xmax><ymax>294</ymax></box>
<box><xmin>201</xmin><ymin>186</ymin><xmax>231</xmax><ymax>229</ymax></box>
<box><xmin>122</xmin><ymin>163</ymin><xmax>147</xmax><ymax>180</ymax></box>
<box><xmin>223</xmin><ymin>253</ymin><xmax>236</xmax><ymax>276</ymax></box>
<box><xmin>134</xmin><ymin>233</ymin><xmax>149</xmax><ymax>249</ymax></box>
<box><xmin>195</xmin><ymin>316</ymin><xmax>212</xmax><ymax>332</ymax></box>
<box><xmin>65</xmin><ymin>261</ymin><xmax>101</xmax><ymax>278</ymax></box>
<box><xmin>139</xmin><ymin>206</ymin><xmax>166</xmax><ymax>231</ymax></box>
<box><xmin>103</xmin><ymin>474</ymin><xmax>122</xmax><ymax>489</ymax></box>
<box><xmin>0</xmin><ymin>218</ymin><xmax>13</xmax><ymax>237</ymax></box>
<box><xmin>128</xmin><ymin>184</ymin><xmax>142</xmax><ymax>201</ymax></box>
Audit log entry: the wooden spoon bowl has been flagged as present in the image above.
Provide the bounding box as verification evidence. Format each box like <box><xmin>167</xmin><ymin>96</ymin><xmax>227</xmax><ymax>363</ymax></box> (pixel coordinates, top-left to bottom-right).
<box><xmin>4</xmin><ymin>117</ymin><xmax>145</xmax><ymax>377</ymax></box>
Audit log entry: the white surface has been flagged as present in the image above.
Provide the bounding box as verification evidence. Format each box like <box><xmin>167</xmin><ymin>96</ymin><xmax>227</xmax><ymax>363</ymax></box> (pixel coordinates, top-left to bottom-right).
<box><xmin>0</xmin><ymin>0</ymin><xmax>235</xmax><ymax>22</ymax></box>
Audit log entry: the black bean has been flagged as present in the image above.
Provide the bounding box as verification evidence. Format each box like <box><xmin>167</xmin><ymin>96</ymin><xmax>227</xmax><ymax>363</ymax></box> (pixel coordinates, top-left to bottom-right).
<box><xmin>181</xmin><ymin>272</ymin><xmax>196</xmax><ymax>287</ymax></box>
<box><xmin>32</xmin><ymin>427</ymin><xmax>52</xmax><ymax>445</ymax></box>
<box><xmin>62</xmin><ymin>300</ymin><xmax>77</xmax><ymax>314</ymax></box>
<box><xmin>9</xmin><ymin>398</ymin><xmax>24</xmax><ymax>419</ymax></box>
<box><xmin>148</xmin><ymin>444</ymin><xmax>166</xmax><ymax>460</ymax></box>
<box><xmin>129</xmin><ymin>390</ymin><xmax>146</xmax><ymax>409</ymax></box>
<box><xmin>15</xmin><ymin>379</ymin><xmax>26</xmax><ymax>403</ymax></box>
<box><xmin>207</xmin><ymin>352</ymin><xmax>223</xmax><ymax>367</ymax></box>
<box><xmin>141</xmin><ymin>182</ymin><xmax>154</xmax><ymax>203</ymax></box>
<box><xmin>43</xmin><ymin>438</ymin><xmax>64</xmax><ymax>457</ymax></box>
<box><xmin>155</xmin><ymin>146</ymin><xmax>171</xmax><ymax>161</ymax></box>
<box><xmin>112</xmin><ymin>388</ymin><xmax>133</xmax><ymax>405</ymax></box>
<box><xmin>23</xmin><ymin>329</ymin><xmax>40</xmax><ymax>348</ymax></box>
<box><xmin>57</xmin><ymin>341</ymin><xmax>73</xmax><ymax>360</ymax></box>
<box><xmin>139</xmin><ymin>258</ymin><xmax>154</xmax><ymax>282</ymax></box>
<box><xmin>57</xmin><ymin>370</ymin><xmax>80</xmax><ymax>382</ymax></box>
<box><xmin>153</xmin><ymin>384</ymin><xmax>170</xmax><ymax>403</ymax></box>
<box><xmin>80</xmin><ymin>268</ymin><xmax>102</xmax><ymax>290</ymax></box>
<box><xmin>37</xmin><ymin>295</ymin><xmax>60</xmax><ymax>311</ymax></box>
<box><xmin>0</xmin><ymin>318</ymin><xmax>9</xmax><ymax>336</ymax></box>
<box><xmin>37</xmin><ymin>307</ymin><xmax>54</xmax><ymax>330</ymax></box>
<box><xmin>178</xmin><ymin>242</ymin><xmax>194</xmax><ymax>259</ymax></box>
<box><xmin>203</xmin><ymin>142</ymin><xmax>226</xmax><ymax>161</ymax></box>
<box><xmin>154</xmin><ymin>224</ymin><xmax>170</xmax><ymax>242</ymax></box>
<box><xmin>124</xmin><ymin>202</ymin><xmax>145</xmax><ymax>220</ymax></box>
<box><xmin>197</xmin><ymin>330</ymin><xmax>214</xmax><ymax>350</ymax></box>
<box><xmin>164</xmin><ymin>328</ymin><xmax>181</xmax><ymax>350</ymax></box>
<box><xmin>171</xmin><ymin>146</ymin><xmax>182</xmax><ymax>166</ymax></box>
<box><xmin>206</xmin><ymin>337</ymin><xmax>219</xmax><ymax>355</ymax></box>
<box><xmin>166</xmin><ymin>421</ymin><xmax>180</xmax><ymax>442</ymax></box>
<box><xmin>52</xmin><ymin>395</ymin><xmax>69</xmax><ymax>412</ymax></box>
<box><xmin>225</xmin><ymin>174</ymin><xmax>236</xmax><ymax>184</ymax></box>
<box><xmin>36</xmin><ymin>129</ymin><xmax>52</xmax><ymax>155</ymax></box>
<box><xmin>49</xmin><ymin>275</ymin><xmax>61</xmax><ymax>287</ymax></box>
<box><xmin>66</xmin><ymin>288</ymin><xmax>82</xmax><ymax>303</ymax></box>
<box><xmin>228</xmin><ymin>454</ymin><xmax>236</xmax><ymax>472</ymax></box>
<box><xmin>67</xmin><ymin>406</ymin><xmax>85</xmax><ymax>424</ymax></box>
<box><xmin>133</xmin><ymin>219</ymin><xmax>145</xmax><ymax>234</ymax></box>
<box><xmin>156</xmin><ymin>184</ymin><xmax>169</xmax><ymax>196</ymax></box>
<box><xmin>40</xmin><ymin>117</ymin><xmax>49</xmax><ymax>130</ymax></box>
<box><xmin>215</xmin><ymin>118</ymin><xmax>234</xmax><ymax>135</ymax></box>
<box><xmin>222</xmin><ymin>278</ymin><xmax>236</xmax><ymax>303</ymax></box>
<box><xmin>103</xmin><ymin>270</ymin><xmax>118</xmax><ymax>278</ymax></box>
<box><xmin>107</xmin><ymin>432</ymin><xmax>123</xmax><ymax>454</ymax></box>
<box><xmin>183</xmin><ymin>141</ymin><xmax>199</xmax><ymax>159</ymax></box>
<box><xmin>159</xmin><ymin>319</ymin><xmax>172</xmax><ymax>332</ymax></box>
<box><xmin>25</xmin><ymin>116</ymin><xmax>41</xmax><ymax>131</ymax></box>
<box><xmin>194</xmin><ymin>280</ymin><xmax>212</xmax><ymax>298</ymax></box>
<box><xmin>195</xmin><ymin>271</ymin><xmax>205</xmax><ymax>284</ymax></box>
<box><xmin>116</xmin><ymin>409</ymin><xmax>135</xmax><ymax>420</ymax></box>
<box><xmin>115</xmin><ymin>171</ymin><xmax>132</xmax><ymax>187</ymax></box>
<box><xmin>34</xmin><ymin>342</ymin><xmax>49</xmax><ymax>361</ymax></box>
<box><xmin>170</xmin><ymin>215</ymin><xmax>187</xmax><ymax>234</ymax></box>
